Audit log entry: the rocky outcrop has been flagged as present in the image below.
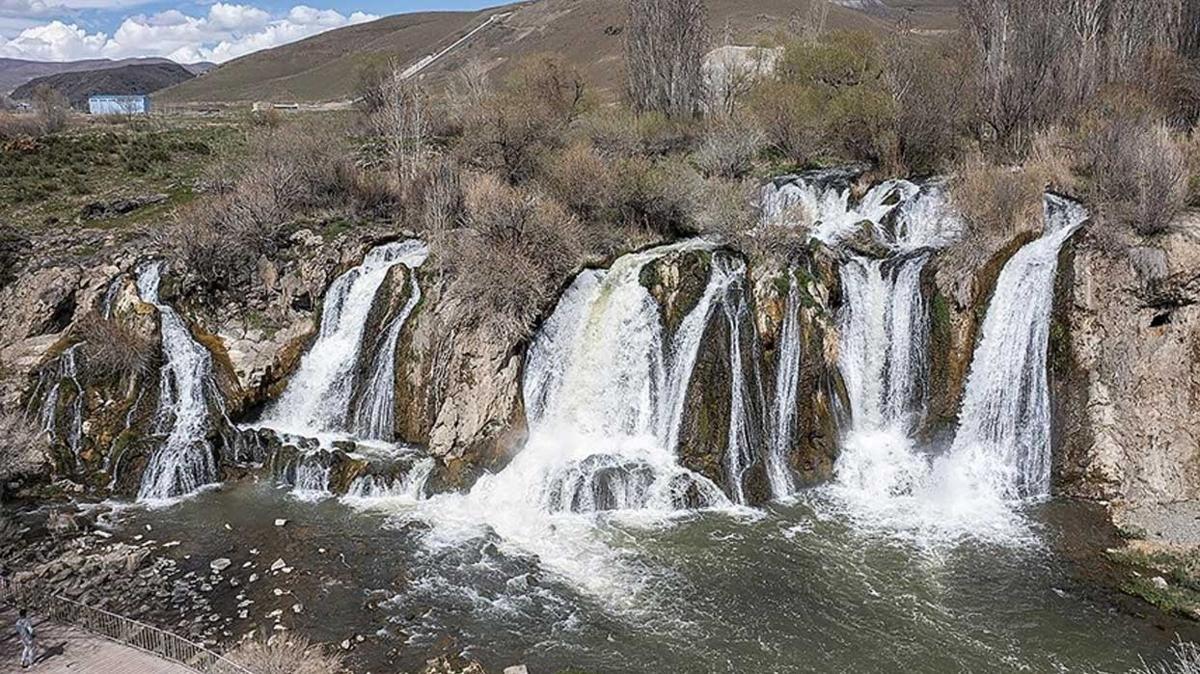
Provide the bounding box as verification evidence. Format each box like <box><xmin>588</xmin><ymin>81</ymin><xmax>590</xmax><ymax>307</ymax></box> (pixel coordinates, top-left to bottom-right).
<box><xmin>1051</xmin><ymin>227</ymin><xmax>1200</xmax><ymax>507</ymax></box>
<box><xmin>926</xmin><ymin>228</ymin><xmax>1040</xmax><ymax>435</ymax></box>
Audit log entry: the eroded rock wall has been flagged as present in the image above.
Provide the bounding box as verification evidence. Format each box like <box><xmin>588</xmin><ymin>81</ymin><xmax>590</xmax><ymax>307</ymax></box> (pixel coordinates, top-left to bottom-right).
<box><xmin>1051</xmin><ymin>228</ymin><xmax>1200</xmax><ymax>507</ymax></box>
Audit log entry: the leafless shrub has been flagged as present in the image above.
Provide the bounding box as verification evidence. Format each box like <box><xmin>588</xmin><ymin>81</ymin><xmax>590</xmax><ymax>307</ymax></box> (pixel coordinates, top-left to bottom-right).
<box><xmin>611</xmin><ymin>156</ymin><xmax>703</xmax><ymax>235</ymax></box>
<box><xmin>1083</xmin><ymin>106</ymin><xmax>1189</xmax><ymax>236</ymax></box>
<box><xmin>540</xmin><ymin>141</ymin><xmax>617</xmax><ymax>221</ymax></box>
<box><xmin>950</xmin><ymin>153</ymin><xmax>1046</xmax><ymax>239</ymax></box>
<box><xmin>577</xmin><ymin>108</ymin><xmax>643</xmax><ymax>158</ymax></box>
<box><xmin>226</xmin><ymin>633</ymin><xmax>346</xmax><ymax>674</ymax></box>
<box><xmin>691</xmin><ymin>176</ymin><xmax>757</xmax><ymax>234</ymax></box>
<box><xmin>76</xmin><ymin>314</ymin><xmax>158</xmax><ymax>384</ymax></box>
<box><xmin>164</xmin><ymin>123</ymin><xmax>351</xmax><ymax>292</ymax></box>
<box><xmin>31</xmin><ymin>85</ymin><xmax>70</xmax><ymax>134</ymax></box>
<box><xmin>439</xmin><ymin>173</ymin><xmax>585</xmax><ymax>341</ymax></box>
<box><xmin>458</xmin><ymin>55</ymin><xmax>586</xmax><ymax>183</ymax></box>
<box><xmin>419</xmin><ymin>158</ymin><xmax>464</xmax><ymax>233</ymax></box>
<box><xmin>881</xmin><ymin>33</ymin><xmax>971</xmax><ymax>173</ymax></box>
<box><xmin>694</xmin><ymin>115</ymin><xmax>765</xmax><ymax>179</ymax></box>
<box><xmin>626</xmin><ymin>0</ymin><xmax>709</xmax><ymax>119</ymax></box>
<box><xmin>0</xmin><ymin>113</ymin><xmax>44</xmax><ymax>141</ymax></box>
<box><xmin>748</xmin><ymin>80</ymin><xmax>821</xmax><ymax>164</ymax></box>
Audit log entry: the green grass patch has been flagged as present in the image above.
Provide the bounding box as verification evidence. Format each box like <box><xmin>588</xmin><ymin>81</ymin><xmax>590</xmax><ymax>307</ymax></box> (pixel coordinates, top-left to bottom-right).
<box><xmin>0</xmin><ymin>118</ymin><xmax>245</xmax><ymax>231</ymax></box>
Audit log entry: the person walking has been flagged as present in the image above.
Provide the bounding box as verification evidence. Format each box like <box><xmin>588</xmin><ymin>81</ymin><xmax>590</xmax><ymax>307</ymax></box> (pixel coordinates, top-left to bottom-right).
<box><xmin>15</xmin><ymin>608</ymin><xmax>36</xmax><ymax>668</ymax></box>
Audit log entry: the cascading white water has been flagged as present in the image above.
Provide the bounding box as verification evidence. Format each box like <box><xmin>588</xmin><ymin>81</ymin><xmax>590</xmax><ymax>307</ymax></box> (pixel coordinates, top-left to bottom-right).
<box><xmin>38</xmin><ymin>344</ymin><xmax>84</xmax><ymax>459</ymax></box>
<box><xmin>353</xmin><ymin>264</ymin><xmax>424</xmax><ymax>440</ymax></box>
<box><xmin>766</xmin><ymin>281</ymin><xmax>802</xmax><ymax>498</ymax></box>
<box><xmin>291</xmin><ymin>458</ymin><xmax>333</xmax><ymax>500</ymax></box>
<box><xmin>941</xmin><ymin>195</ymin><xmax>1087</xmax><ymax>499</ymax></box>
<box><xmin>135</xmin><ymin>261</ymin><xmax>220</xmax><ymax>502</ymax></box>
<box><xmin>509</xmin><ymin>240</ymin><xmax>734</xmax><ymax>514</ymax></box>
<box><xmin>718</xmin><ymin>255</ymin><xmax>759</xmax><ymax>505</ymax></box>
<box><xmin>830</xmin><ymin>193</ymin><xmax>1085</xmax><ymax>542</ymax></box>
<box><xmin>345</xmin><ymin>458</ymin><xmax>434</xmax><ymax>502</ymax></box>
<box><xmin>761</xmin><ymin>176</ymin><xmax>919</xmax><ymax>245</ymax></box>
<box><xmin>838</xmin><ymin>254</ymin><xmax>930</xmax><ymax>433</ymax></box>
<box><xmin>262</xmin><ymin>240</ymin><xmax>428</xmax><ymax>438</ymax></box>
<box><xmin>407</xmin><ymin>241</ymin><xmax>739</xmax><ymax>607</ymax></box>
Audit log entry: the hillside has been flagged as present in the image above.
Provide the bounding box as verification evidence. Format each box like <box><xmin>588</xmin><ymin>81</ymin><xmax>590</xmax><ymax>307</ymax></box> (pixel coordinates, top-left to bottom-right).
<box><xmin>0</xmin><ymin>57</ymin><xmax>212</xmax><ymax>96</ymax></box>
<box><xmin>12</xmin><ymin>62</ymin><xmax>196</xmax><ymax>108</ymax></box>
<box><xmin>158</xmin><ymin>0</ymin><xmax>958</xmax><ymax>104</ymax></box>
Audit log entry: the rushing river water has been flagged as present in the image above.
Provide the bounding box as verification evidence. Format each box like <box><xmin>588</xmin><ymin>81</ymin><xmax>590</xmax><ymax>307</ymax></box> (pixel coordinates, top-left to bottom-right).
<box><xmin>114</xmin><ymin>480</ymin><xmax>1192</xmax><ymax>673</ymax></box>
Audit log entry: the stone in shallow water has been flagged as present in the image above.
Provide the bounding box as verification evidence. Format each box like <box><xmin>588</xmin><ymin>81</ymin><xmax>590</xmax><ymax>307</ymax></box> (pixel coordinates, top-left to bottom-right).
<box><xmin>210</xmin><ymin>558</ymin><xmax>231</xmax><ymax>573</ymax></box>
<box><xmin>274</xmin><ymin>518</ymin><xmax>287</xmax><ymax>527</ymax></box>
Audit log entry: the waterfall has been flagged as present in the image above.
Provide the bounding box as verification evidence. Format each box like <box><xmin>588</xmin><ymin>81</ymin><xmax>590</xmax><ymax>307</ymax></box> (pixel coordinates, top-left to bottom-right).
<box><xmin>468</xmin><ymin>239</ymin><xmax>739</xmax><ymax>513</ymax></box>
<box><xmin>943</xmin><ymin>195</ymin><xmax>1087</xmax><ymax>499</ymax></box>
<box><xmin>766</xmin><ymin>282</ymin><xmax>802</xmax><ymax>498</ymax></box>
<box><xmin>135</xmin><ymin>261</ymin><xmax>220</xmax><ymax>502</ymax></box>
<box><xmin>718</xmin><ymin>255</ymin><xmax>761</xmax><ymax>505</ymax></box>
<box><xmin>353</xmin><ymin>266</ymin><xmax>423</xmax><ymax>440</ymax></box>
<box><xmin>262</xmin><ymin>240</ymin><xmax>428</xmax><ymax>439</ymax></box>
<box><xmin>292</xmin><ymin>458</ymin><xmax>333</xmax><ymax>500</ymax></box>
<box><xmin>483</xmin><ymin>240</ymin><xmax>733</xmax><ymax>515</ymax></box>
<box><xmin>838</xmin><ymin>254</ymin><xmax>930</xmax><ymax>433</ymax></box>
<box><xmin>762</xmin><ymin>176</ymin><xmax>919</xmax><ymax>245</ymax></box>
<box><xmin>37</xmin><ymin>344</ymin><xmax>85</xmax><ymax>460</ymax></box>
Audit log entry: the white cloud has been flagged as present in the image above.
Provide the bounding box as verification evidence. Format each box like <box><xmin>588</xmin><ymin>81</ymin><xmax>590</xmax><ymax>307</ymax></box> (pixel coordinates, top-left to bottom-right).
<box><xmin>0</xmin><ymin>3</ymin><xmax>378</xmax><ymax>63</ymax></box>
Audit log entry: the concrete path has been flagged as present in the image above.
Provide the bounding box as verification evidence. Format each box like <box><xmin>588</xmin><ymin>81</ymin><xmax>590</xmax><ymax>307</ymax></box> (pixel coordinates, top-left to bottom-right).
<box><xmin>0</xmin><ymin>606</ymin><xmax>193</xmax><ymax>674</ymax></box>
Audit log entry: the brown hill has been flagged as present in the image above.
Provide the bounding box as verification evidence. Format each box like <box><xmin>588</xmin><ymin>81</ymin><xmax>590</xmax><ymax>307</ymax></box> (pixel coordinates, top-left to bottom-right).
<box><xmin>158</xmin><ymin>0</ymin><xmax>958</xmax><ymax>105</ymax></box>
<box><xmin>12</xmin><ymin>62</ymin><xmax>195</xmax><ymax>108</ymax></box>
<box><xmin>0</xmin><ymin>57</ymin><xmax>195</xmax><ymax>96</ymax></box>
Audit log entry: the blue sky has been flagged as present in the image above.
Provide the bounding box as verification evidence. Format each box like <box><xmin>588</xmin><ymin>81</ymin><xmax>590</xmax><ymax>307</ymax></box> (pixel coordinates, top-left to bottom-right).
<box><xmin>0</xmin><ymin>1</ymin><xmax>499</xmax><ymax>62</ymax></box>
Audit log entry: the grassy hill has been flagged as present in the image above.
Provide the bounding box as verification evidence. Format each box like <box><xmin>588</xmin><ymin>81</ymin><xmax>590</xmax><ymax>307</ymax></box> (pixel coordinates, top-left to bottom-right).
<box><xmin>12</xmin><ymin>62</ymin><xmax>196</xmax><ymax>108</ymax></box>
<box><xmin>158</xmin><ymin>0</ymin><xmax>958</xmax><ymax>105</ymax></box>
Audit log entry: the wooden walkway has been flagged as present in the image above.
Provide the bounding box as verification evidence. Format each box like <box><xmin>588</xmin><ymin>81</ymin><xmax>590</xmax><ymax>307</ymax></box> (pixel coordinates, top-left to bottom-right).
<box><xmin>0</xmin><ymin>606</ymin><xmax>193</xmax><ymax>673</ymax></box>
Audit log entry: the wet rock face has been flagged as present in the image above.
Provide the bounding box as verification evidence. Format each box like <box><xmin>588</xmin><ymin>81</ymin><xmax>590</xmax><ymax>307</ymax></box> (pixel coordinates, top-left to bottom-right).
<box><xmin>925</xmin><ymin>230</ymin><xmax>1039</xmax><ymax>436</ymax></box>
<box><xmin>1051</xmin><ymin>228</ymin><xmax>1200</xmax><ymax>507</ymax></box>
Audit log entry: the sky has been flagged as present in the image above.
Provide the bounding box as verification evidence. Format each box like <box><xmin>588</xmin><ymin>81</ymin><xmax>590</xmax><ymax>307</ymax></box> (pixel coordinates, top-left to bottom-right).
<box><xmin>0</xmin><ymin>0</ymin><xmax>496</xmax><ymax>63</ymax></box>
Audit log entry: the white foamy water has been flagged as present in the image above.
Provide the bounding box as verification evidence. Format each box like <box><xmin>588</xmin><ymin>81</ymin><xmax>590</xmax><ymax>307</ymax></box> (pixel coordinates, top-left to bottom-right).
<box><xmin>761</xmin><ymin>177</ymin><xmax>919</xmax><ymax>245</ymax></box>
<box><xmin>829</xmin><ymin>194</ymin><xmax>1085</xmax><ymax>543</ymax></box>
<box><xmin>765</xmin><ymin>281</ymin><xmax>801</xmax><ymax>499</ymax></box>
<box><xmin>261</xmin><ymin>240</ymin><xmax>428</xmax><ymax>439</ymax></box>
<box><xmin>401</xmin><ymin>241</ymin><xmax>752</xmax><ymax>607</ymax></box>
<box><xmin>942</xmin><ymin>195</ymin><xmax>1087</xmax><ymax>499</ymax></box>
<box><xmin>135</xmin><ymin>261</ymin><xmax>220</xmax><ymax>502</ymax></box>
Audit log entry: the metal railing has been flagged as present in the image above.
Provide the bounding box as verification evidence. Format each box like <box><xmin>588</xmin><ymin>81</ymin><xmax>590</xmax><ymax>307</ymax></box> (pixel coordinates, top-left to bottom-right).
<box><xmin>1</xmin><ymin>577</ymin><xmax>253</xmax><ymax>674</ymax></box>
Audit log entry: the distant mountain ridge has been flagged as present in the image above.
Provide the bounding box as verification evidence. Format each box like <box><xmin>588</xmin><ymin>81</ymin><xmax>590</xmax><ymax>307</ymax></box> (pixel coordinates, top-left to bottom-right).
<box><xmin>11</xmin><ymin>62</ymin><xmax>197</xmax><ymax>108</ymax></box>
<box><xmin>157</xmin><ymin>0</ymin><xmax>959</xmax><ymax>105</ymax></box>
<box><xmin>0</xmin><ymin>57</ymin><xmax>213</xmax><ymax>96</ymax></box>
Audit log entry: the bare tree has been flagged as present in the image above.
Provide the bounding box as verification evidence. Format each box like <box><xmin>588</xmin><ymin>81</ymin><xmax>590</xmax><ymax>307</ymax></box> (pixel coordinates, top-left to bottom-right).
<box><xmin>626</xmin><ymin>0</ymin><xmax>710</xmax><ymax>119</ymax></box>
<box><xmin>368</xmin><ymin>62</ymin><xmax>431</xmax><ymax>182</ymax></box>
<box><xmin>31</xmin><ymin>85</ymin><xmax>70</xmax><ymax>134</ymax></box>
<box><xmin>962</xmin><ymin>0</ymin><xmax>1075</xmax><ymax>150</ymax></box>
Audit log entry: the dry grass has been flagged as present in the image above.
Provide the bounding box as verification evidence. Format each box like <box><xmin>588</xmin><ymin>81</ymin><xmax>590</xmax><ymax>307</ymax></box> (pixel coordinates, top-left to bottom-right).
<box><xmin>226</xmin><ymin>633</ymin><xmax>345</xmax><ymax>674</ymax></box>
<box><xmin>1136</xmin><ymin>639</ymin><xmax>1200</xmax><ymax>674</ymax></box>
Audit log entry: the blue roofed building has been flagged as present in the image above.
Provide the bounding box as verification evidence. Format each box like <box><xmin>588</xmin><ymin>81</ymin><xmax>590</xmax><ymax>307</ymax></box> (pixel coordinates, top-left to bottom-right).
<box><xmin>88</xmin><ymin>94</ymin><xmax>150</xmax><ymax>116</ymax></box>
